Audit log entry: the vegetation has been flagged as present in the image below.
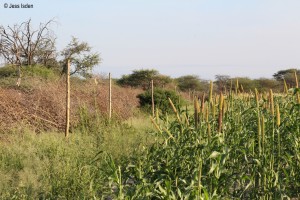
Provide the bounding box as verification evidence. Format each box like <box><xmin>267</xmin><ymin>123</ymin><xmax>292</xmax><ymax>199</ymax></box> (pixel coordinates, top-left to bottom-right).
<box><xmin>176</xmin><ymin>75</ymin><xmax>207</xmax><ymax>92</ymax></box>
<box><xmin>1</xmin><ymin>76</ymin><xmax>299</xmax><ymax>198</ymax></box>
<box><xmin>116</xmin><ymin>68</ymin><xmax>299</xmax><ymax>95</ymax></box>
<box><xmin>0</xmin><ymin>19</ymin><xmax>100</xmax><ymax>88</ymax></box>
<box><xmin>0</xmin><ymin>65</ymin><xmax>18</xmax><ymax>78</ymax></box>
<box><xmin>137</xmin><ymin>88</ymin><xmax>182</xmax><ymax>114</ymax></box>
<box><xmin>0</xmin><ymin>119</ymin><xmax>154</xmax><ymax>199</ymax></box>
<box><xmin>0</xmin><ymin>67</ymin><xmax>141</xmax><ymax>133</ymax></box>
<box><xmin>106</xmin><ymin>88</ymin><xmax>300</xmax><ymax>199</ymax></box>
<box><xmin>60</xmin><ymin>37</ymin><xmax>101</xmax><ymax>77</ymax></box>
<box><xmin>0</xmin><ymin>31</ymin><xmax>300</xmax><ymax>198</ymax></box>
<box><xmin>117</xmin><ymin>69</ymin><xmax>172</xmax><ymax>90</ymax></box>
<box><xmin>273</xmin><ymin>68</ymin><xmax>300</xmax><ymax>88</ymax></box>
<box><xmin>0</xmin><ymin>19</ymin><xmax>56</xmax><ymax>66</ymax></box>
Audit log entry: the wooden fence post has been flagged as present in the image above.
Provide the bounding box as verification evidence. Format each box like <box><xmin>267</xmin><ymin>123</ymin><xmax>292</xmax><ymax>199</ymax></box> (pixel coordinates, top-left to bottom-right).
<box><xmin>65</xmin><ymin>59</ymin><xmax>70</xmax><ymax>138</ymax></box>
<box><xmin>109</xmin><ymin>73</ymin><xmax>112</xmax><ymax>120</ymax></box>
<box><xmin>151</xmin><ymin>80</ymin><xmax>154</xmax><ymax>117</ymax></box>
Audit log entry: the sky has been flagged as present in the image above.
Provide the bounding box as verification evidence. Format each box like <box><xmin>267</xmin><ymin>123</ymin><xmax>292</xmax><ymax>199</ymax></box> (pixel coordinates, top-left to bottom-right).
<box><xmin>1</xmin><ymin>0</ymin><xmax>300</xmax><ymax>80</ymax></box>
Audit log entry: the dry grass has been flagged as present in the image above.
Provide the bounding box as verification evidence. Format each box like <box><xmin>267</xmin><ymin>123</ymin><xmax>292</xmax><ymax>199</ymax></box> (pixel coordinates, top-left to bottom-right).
<box><xmin>0</xmin><ymin>76</ymin><xmax>142</xmax><ymax>133</ymax></box>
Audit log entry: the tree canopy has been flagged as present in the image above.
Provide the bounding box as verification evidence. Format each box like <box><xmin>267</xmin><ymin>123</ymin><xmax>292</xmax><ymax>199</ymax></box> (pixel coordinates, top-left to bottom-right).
<box><xmin>61</xmin><ymin>37</ymin><xmax>100</xmax><ymax>77</ymax></box>
<box><xmin>117</xmin><ymin>69</ymin><xmax>171</xmax><ymax>90</ymax></box>
<box><xmin>176</xmin><ymin>75</ymin><xmax>206</xmax><ymax>92</ymax></box>
<box><xmin>273</xmin><ymin>68</ymin><xmax>300</xmax><ymax>88</ymax></box>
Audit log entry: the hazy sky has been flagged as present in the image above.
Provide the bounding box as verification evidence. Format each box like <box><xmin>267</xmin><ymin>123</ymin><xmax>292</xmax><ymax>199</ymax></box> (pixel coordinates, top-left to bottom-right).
<box><xmin>1</xmin><ymin>0</ymin><xmax>300</xmax><ymax>80</ymax></box>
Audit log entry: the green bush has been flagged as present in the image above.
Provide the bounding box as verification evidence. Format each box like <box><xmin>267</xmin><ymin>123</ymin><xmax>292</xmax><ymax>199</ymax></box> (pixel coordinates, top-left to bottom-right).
<box><xmin>22</xmin><ymin>65</ymin><xmax>58</xmax><ymax>79</ymax></box>
<box><xmin>0</xmin><ymin>65</ymin><xmax>58</xmax><ymax>80</ymax></box>
<box><xmin>0</xmin><ymin>65</ymin><xmax>18</xmax><ymax>78</ymax></box>
<box><xmin>137</xmin><ymin>88</ymin><xmax>182</xmax><ymax>114</ymax></box>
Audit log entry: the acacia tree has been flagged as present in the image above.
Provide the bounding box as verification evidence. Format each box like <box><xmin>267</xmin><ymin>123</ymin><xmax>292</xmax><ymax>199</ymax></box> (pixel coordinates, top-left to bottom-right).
<box><xmin>61</xmin><ymin>37</ymin><xmax>100</xmax><ymax>77</ymax></box>
<box><xmin>273</xmin><ymin>68</ymin><xmax>300</xmax><ymax>88</ymax></box>
<box><xmin>176</xmin><ymin>75</ymin><xmax>207</xmax><ymax>92</ymax></box>
<box><xmin>117</xmin><ymin>69</ymin><xmax>171</xmax><ymax>90</ymax></box>
<box><xmin>117</xmin><ymin>69</ymin><xmax>159</xmax><ymax>89</ymax></box>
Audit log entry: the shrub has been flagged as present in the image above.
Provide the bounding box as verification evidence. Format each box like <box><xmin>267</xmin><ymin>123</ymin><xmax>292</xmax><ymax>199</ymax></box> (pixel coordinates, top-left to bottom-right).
<box><xmin>0</xmin><ymin>65</ymin><xmax>18</xmax><ymax>78</ymax></box>
<box><xmin>0</xmin><ymin>65</ymin><xmax>58</xmax><ymax>80</ymax></box>
<box><xmin>22</xmin><ymin>65</ymin><xmax>58</xmax><ymax>79</ymax></box>
<box><xmin>137</xmin><ymin>88</ymin><xmax>182</xmax><ymax>114</ymax></box>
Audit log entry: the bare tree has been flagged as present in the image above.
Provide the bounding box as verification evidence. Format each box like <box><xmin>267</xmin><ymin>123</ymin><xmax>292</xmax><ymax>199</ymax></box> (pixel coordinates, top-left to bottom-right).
<box><xmin>0</xmin><ymin>18</ymin><xmax>56</xmax><ymax>85</ymax></box>
<box><xmin>0</xmin><ymin>18</ymin><xmax>56</xmax><ymax>66</ymax></box>
<box><xmin>34</xmin><ymin>35</ymin><xmax>58</xmax><ymax>67</ymax></box>
<box><xmin>0</xmin><ymin>19</ymin><xmax>56</xmax><ymax>65</ymax></box>
<box><xmin>215</xmin><ymin>75</ymin><xmax>230</xmax><ymax>93</ymax></box>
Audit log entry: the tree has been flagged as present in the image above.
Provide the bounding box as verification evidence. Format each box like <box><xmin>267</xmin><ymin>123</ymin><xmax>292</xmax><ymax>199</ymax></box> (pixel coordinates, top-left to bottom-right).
<box><xmin>176</xmin><ymin>75</ymin><xmax>206</xmax><ymax>92</ymax></box>
<box><xmin>273</xmin><ymin>68</ymin><xmax>300</xmax><ymax>88</ymax></box>
<box><xmin>152</xmin><ymin>74</ymin><xmax>172</xmax><ymax>88</ymax></box>
<box><xmin>34</xmin><ymin>36</ymin><xmax>58</xmax><ymax>68</ymax></box>
<box><xmin>0</xmin><ymin>19</ymin><xmax>57</xmax><ymax>85</ymax></box>
<box><xmin>255</xmin><ymin>78</ymin><xmax>280</xmax><ymax>92</ymax></box>
<box><xmin>215</xmin><ymin>75</ymin><xmax>230</xmax><ymax>93</ymax></box>
<box><xmin>0</xmin><ymin>18</ymin><xmax>56</xmax><ymax>66</ymax></box>
<box><xmin>117</xmin><ymin>69</ymin><xmax>171</xmax><ymax>90</ymax></box>
<box><xmin>231</xmin><ymin>77</ymin><xmax>257</xmax><ymax>93</ymax></box>
<box><xmin>61</xmin><ymin>37</ymin><xmax>100</xmax><ymax>77</ymax></box>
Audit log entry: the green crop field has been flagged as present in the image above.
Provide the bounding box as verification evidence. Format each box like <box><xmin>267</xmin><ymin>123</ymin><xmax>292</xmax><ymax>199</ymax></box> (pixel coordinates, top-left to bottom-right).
<box><xmin>115</xmin><ymin>89</ymin><xmax>300</xmax><ymax>199</ymax></box>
